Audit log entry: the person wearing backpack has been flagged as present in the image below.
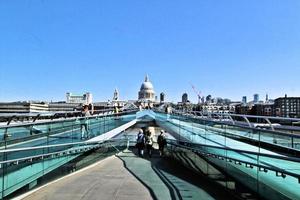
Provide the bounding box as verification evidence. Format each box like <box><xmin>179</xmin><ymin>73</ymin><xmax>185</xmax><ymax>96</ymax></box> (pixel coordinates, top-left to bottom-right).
<box><xmin>136</xmin><ymin>129</ymin><xmax>145</xmax><ymax>157</ymax></box>
<box><xmin>157</xmin><ymin>130</ymin><xmax>167</xmax><ymax>157</ymax></box>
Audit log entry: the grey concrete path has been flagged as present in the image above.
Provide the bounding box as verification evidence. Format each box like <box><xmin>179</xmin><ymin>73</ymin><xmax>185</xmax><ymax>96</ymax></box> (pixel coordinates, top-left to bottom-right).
<box><xmin>20</xmin><ymin>148</ymin><xmax>235</xmax><ymax>200</ymax></box>
<box><xmin>21</xmin><ymin>155</ymin><xmax>152</xmax><ymax>200</ymax></box>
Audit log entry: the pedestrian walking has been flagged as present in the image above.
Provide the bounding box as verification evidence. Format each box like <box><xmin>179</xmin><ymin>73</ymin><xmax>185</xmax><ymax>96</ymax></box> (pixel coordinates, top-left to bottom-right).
<box><xmin>157</xmin><ymin>130</ymin><xmax>167</xmax><ymax>157</ymax></box>
<box><xmin>81</xmin><ymin>104</ymin><xmax>91</xmax><ymax>139</ymax></box>
<box><xmin>145</xmin><ymin>130</ymin><xmax>154</xmax><ymax>157</ymax></box>
<box><xmin>136</xmin><ymin>129</ymin><xmax>145</xmax><ymax>157</ymax></box>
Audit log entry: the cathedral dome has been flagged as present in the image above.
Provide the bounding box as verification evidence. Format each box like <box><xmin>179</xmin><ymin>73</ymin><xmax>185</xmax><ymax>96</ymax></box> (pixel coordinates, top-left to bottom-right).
<box><xmin>140</xmin><ymin>75</ymin><xmax>154</xmax><ymax>90</ymax></box>
<box><xmin>140</xmin><ymin>81</ymin><xmax>154</xmax><ymax>90</ymax></box>
<box><xmin>138</xmin><ymin>75</ymin><xmax>155</xmax><ymax>102</ymax></box>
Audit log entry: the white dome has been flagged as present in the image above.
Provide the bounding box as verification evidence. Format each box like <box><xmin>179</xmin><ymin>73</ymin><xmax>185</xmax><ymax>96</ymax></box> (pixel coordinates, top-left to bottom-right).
<box><xmin>138</xmin><ymin>75</ymin><xmax>155</xmax><ymax>102</ymax></box>
<box><xmin>140</xmin><ymin>81</ymin><xmax>154</xmax><ymax>90</ymax></box>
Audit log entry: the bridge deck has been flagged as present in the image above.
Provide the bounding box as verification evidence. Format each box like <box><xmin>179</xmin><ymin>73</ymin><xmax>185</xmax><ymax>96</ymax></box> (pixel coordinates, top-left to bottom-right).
<box><xmin>20</xmin><ymin>153</ymin><xmax>152</xmax><ymax>200</ymax></box>
<box><xmin>19</xmin><ymin>150</ymin><xmax>234</xmax><ymax>200</ymax></box>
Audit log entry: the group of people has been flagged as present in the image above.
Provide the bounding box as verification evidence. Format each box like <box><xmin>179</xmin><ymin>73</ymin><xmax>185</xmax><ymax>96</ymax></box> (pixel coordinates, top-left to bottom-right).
<box><xmin>136</xmin><ymin>128</ymin><xmax>167</xmax><ymax>157</ymax></box>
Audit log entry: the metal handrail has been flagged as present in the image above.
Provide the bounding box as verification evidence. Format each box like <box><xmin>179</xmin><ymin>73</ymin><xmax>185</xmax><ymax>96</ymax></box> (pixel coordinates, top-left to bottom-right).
<box><xmin>0</xmin><ymin>139</ymin><xmax>129</xmax><ymax>166</ymax></box>
<box><xmin>0</xmin><ymin>138</ymin><xmax>128</xmax><ymax>154</ymax></box>
<box><xmin>161</xmin><ymin>110</ymin><xmax>300</xmax><ymax>139</ymax></box>
<box><xmin>0</xmin><ymin>108</ymin><xmax>115</xmax><ymax>118</ymax></box>
<box><xmin>167</xmin><ymin>139</ymin><xmax>300</xmax><ymax>163</ymax></box>
<box><xmin>185</xmin><ymin>110</ymin><xmax>300</xmax><ymax>122</ymax></box>
<box><xmin>0</xmin><ymin>109</ymin><xmax>138</xmax><ymax>129</ymax></box>
<box><xmin>167</xmin><ymin>140</ymin><xmax>300</xmax><ymax>181</ymax></box>
<box><xmin>166</xmin><ymin>118</ymin><xmax>300</xmax><ymax>153</ymax></box>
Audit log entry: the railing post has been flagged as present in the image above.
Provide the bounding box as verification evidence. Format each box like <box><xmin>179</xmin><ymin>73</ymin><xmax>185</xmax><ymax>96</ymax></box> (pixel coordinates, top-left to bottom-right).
<box><xmin>243</xmin><ymin>116</ymin><xmax>252</xmax><ymax>128</ymax></box>
<box><xmin>227</xmin><ymin>114</ymin><xmax>235</xmax><ymax>126</ymax></box>
<box><xmin>264</xmin><ymin>117</ymin><xmax>274</xmax><ymax>131</ymax></box>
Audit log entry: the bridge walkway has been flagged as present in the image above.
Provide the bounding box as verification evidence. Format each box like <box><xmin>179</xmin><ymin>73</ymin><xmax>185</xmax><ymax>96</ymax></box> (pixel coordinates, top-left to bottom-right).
<box><xmin>19</xmin><ymin>149</ymin><xmax>235</xmax><ymax>200</ymax></box>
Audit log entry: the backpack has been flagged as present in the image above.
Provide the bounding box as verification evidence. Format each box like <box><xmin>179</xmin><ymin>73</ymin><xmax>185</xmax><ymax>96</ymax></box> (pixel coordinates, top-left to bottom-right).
<box><xmin>158</xmin><ymin>134</ymin><xmax>166</xmax><ymax>145</ymax></box>
<box><xmin>137</xmin><ymin>133</ymin><xmax>144</xmax><ymax>143</ymax></box>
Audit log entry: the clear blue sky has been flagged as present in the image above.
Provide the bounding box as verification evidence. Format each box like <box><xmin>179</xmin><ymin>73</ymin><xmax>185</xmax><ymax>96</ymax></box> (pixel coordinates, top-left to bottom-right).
<box><xmin>1</xmin><ymin>0</ymin><xmax>300</xmax><ymax>103</ymax></box>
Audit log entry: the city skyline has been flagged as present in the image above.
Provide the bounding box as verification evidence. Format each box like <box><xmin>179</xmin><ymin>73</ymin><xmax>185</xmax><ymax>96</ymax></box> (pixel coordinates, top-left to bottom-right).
<box><xmin>0</xmin><ymin>80</ymin><xmax>290</xmax><ymax>104</ymax></box>
<box><xmin>1</xmin><ymin>1</ymin><xmax>300</xmax><ymax>102</ymax></box>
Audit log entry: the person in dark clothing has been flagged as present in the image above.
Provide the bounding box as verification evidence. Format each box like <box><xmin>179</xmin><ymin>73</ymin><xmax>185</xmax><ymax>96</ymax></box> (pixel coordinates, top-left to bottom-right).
<box><xmin>157</xmin><ymin>130</ymin><xmax>167</xmax><ymax>157</ymax></box>
<box><xmin>136</xmin><ymin>129</ymin><xmax>145</xmax><ymax>157</ymax></box>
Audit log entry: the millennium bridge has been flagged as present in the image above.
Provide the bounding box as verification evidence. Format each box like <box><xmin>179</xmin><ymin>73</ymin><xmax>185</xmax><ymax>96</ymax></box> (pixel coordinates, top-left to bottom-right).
<box><xmin>0</xmin><ymin>109</ymin><xmax>299</xmax><ymax>200</ymax></box>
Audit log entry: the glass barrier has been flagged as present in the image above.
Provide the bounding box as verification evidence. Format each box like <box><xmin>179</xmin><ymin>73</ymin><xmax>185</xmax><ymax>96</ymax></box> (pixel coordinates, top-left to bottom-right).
<box><xmin>0</xmin><ymin>111</ymin><xmax>136</xmax><ymax>199</ymax></box>
<box><xmin>155</xmin><ymin>111</ymin><xmax>300</xmax><ymax>200</ymax></box>
<box><xmin>0</xmin><ymin>138</ymin><xmax>129</xmax><ymax>199</ymax></box>
<box><xmin>0</xmin><ymin>112</ymin><xmax>135</xmax><ymax>149</ymax></box>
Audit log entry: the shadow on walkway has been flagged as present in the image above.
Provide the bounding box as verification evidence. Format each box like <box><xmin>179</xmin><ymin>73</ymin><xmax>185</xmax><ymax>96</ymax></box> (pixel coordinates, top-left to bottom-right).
<box><xmin>117</xmin><ymin>147</ymin><xmax>238</xmax><ymax>200</ymax></box>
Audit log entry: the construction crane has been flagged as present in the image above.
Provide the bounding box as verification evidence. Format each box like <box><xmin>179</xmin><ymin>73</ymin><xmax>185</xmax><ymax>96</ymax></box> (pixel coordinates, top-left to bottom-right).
<box><xmin>190</xmin><ymin>83</ymin><xmax>203</xmax><ymax>104</ymax></box>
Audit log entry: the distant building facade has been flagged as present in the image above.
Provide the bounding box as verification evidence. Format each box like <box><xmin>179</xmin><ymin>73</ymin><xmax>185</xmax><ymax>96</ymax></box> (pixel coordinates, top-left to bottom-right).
<box><xmin>234</xmin><ymin>94</ymin><xmax>300</xmax><ymax>118</ymax></box>
<box><xmin>48</xmin><ymin>102</ymin><xmax>80</xmax><ymax>112</ymax></box>
<box><xmin>235</xmin><ymin>102</ymin><xmax>275</xmax><ymax>116</ymax></box>
<box><xmin>66</xmin><ymin>92</ymin><xmax>92</xmax><ymax>104</ymax></box>
<box><xmin>182</xmin><ymin>93</ymin><xmax>188</xmax><ymax>104</ymax></box>
<box><xmin>0</xmin><ymin>101</ymin><xmax>49</xmax><ymax>113</ymax></box>
<box><xmin>251</xmin><ymin>103</ymin><xmax>275</xmax><ymax>116</ymax></box>
<box><xmin>274</xmin><ymin>95</ymin><xmax>300</xmax><ymax>118</ymax></box>
<box><xmin>253</xmin><ymin>94</ymin><xmax>259</xmax><ymax>103</ymax></box>
<box><xmin>242</xmin><ymin>96</ymin><xmax>247</xmax><ymax>104</ymax></box>
<box><xmin>200</xmin><ymin>104</ymin><xmax>230</xmax><ymax>114</ymax></box>
<box><xmin>160</xmin><ymin>92</ymin><xmax>165</xmax><ymax>103</ymax></box>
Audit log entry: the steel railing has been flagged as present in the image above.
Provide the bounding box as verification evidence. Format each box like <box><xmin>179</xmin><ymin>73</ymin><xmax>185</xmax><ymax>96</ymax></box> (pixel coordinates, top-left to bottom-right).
<box><xmin>167</xmin><ymin>139</ymin><xmax>300</xmax><ymax>183</ymax></box>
